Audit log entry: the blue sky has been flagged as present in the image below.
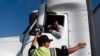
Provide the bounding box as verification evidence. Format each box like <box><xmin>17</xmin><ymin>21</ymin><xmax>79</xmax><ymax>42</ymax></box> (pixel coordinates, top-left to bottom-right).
<box><xmin>0</xmin><ymin>0</ymin><xmax>100</xmax><ymax>37</ymax></box>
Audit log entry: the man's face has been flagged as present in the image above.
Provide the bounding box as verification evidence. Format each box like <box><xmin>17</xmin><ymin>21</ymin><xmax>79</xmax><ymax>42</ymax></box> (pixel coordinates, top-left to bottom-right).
<box><xmin>44</xmin><ymin>42</ymin><xmax>50</xmax><ymax>48</ymax></box>
<box><xmin>52</xmin><ymin>21</ymin><xmax>58</xmax><ymax>29</ymax></box>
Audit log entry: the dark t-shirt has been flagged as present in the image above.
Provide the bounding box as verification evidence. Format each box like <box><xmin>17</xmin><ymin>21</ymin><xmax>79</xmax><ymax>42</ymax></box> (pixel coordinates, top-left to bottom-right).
<box><xmin>28</xmin><ymin>46</ymin><xmax>68</xmax><ymax>56</ymax></box>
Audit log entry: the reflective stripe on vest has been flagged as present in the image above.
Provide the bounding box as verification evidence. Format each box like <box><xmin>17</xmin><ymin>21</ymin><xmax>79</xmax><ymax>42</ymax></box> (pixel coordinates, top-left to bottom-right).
<box><xmin>50</xmin><ymin>48</ymin><xmax>57</xmax><ymax>56</ymax></box>
<box><xmin>30</xmin><ymin>49</ymin><xmax>35</xmax><ymax>56</ymax></box>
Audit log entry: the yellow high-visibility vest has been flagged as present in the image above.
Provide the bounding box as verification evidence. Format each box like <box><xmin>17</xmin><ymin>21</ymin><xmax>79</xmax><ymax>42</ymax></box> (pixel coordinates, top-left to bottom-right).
<box><xmin>32</xmin><ymin>47</ymin><xmax>56</xmax><ymax>56</ymax></box>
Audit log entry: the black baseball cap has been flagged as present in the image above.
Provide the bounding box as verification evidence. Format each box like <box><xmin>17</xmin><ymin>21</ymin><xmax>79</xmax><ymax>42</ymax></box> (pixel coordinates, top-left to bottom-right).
<box><xmin>37</xmin><ymin>35</ymin><xmax>53</xmax><ymax>43</ymax></box>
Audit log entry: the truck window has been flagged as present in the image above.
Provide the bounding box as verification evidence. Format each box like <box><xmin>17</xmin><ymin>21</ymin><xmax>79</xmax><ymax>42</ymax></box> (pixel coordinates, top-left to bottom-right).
<box><xmin>44</xmin><ymin>14</ymin><xmax>64</xmax><ymax>39</ymax></box>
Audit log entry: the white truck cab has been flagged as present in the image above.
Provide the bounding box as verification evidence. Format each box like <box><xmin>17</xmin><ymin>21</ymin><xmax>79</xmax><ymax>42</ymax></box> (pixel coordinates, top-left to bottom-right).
<box><xmin>0</xmin><ymin>0</ymin><xmax>96</xmax><ymax>56</ymax></box>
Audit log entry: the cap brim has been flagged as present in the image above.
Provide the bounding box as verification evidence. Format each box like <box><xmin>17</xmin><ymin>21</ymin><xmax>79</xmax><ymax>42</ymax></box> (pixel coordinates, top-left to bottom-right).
<box><xmin>49</xmin><ymin>39</ymin><xmax>53</xmax><ymax>42</ymax></box>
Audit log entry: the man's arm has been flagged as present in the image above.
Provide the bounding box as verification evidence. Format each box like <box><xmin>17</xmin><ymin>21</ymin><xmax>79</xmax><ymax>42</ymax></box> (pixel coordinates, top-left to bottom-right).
<box><xmin>31</xmin><ymin>32</ymin><xmax>39</xmax><ymax>47</ymax></box>
<box><xmin>28</xmin><ymin>33</ymin><xmax>39</xmax><ymax>56</ymax></box>
<box><xmin>51</xmin><ymin>30</ymin><xmax>61</xmax><ymax>38</ymax></box>
<box><xmin>68</xmin><ymin>43</ymin><xmax>86</xmax><ymax>54</ymax></box>
<box><xmin>50</xmin><ymin>25</ymin><xmax>63</xmax><ymax>39</ymax></box>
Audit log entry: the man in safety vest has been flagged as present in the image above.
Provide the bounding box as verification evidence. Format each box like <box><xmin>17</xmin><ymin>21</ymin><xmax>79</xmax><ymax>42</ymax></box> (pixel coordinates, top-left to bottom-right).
<box><xmin>28</xmin><ymin>32</ymin><xmax>86</xmax><ymax>56</ymax></box>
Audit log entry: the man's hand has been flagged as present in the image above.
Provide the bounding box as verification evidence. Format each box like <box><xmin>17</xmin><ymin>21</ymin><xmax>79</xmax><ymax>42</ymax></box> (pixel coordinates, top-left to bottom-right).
<box><xmin>49</xmin><ymin>29</ymin><xmax>53</xmax><ymax>33</ymax></box>
<box><xmin>78</xmin><ymin>43</ymin><xmax>86</xmax><ymax>49</ymax></box>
